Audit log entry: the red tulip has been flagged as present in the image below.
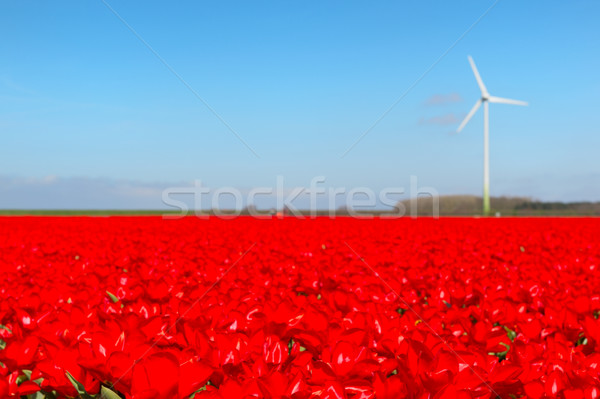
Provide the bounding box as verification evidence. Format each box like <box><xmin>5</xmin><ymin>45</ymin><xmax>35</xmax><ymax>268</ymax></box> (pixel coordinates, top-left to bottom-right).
<box><xmin>1</xmin><ymin>217</ymin><xmax>600</xmax><ymax>398</ymax></box>
<box><xmin>131</xmin><ymin>352</ymin><xmax>179</xmax><ymax>398</ymax></box>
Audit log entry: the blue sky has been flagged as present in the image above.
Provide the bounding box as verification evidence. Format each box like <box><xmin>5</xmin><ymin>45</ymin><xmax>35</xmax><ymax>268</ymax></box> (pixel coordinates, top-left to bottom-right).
<box><xmin>1</xmin><ymin>1</ymin><xmax>599</xmax><ymax>208</ymax></box>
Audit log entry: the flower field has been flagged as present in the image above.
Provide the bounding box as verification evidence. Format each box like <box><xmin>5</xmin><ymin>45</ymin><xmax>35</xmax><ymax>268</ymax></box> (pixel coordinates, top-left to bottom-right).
<box><xmin>1</xmin><ymin>216</ymin><xmax>600</xmax><ymax>398</ymax></box>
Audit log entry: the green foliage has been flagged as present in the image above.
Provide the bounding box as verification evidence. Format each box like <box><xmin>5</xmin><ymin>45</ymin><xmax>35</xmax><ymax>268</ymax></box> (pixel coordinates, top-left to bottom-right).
<box><xmin>105</xmin><ymin>291</ymin><xmax>119</xmax><ymax>303</ymax></box>
<box><xmin>489</xmin><ymin>342</ymin><xmax>510</xmax><ymax>362</ymax></box>
<box><xmin>189</xmin><ymin>381</ymin><xmax>212</xmax><ymax>398</ymax></box>
<box><xmin>100</xmin><ymin>386</ymin><xmax>122</xmax><ymax>399</ymax></box>
<box><xmin>504</xmin><ymin>325</ymin><xmax>517</xmax><ymax>342</ymax></box>
<box><xmin>65</xmin><ymin>371</ymin><xmax>95</xmax><ymax>399</ymax></box>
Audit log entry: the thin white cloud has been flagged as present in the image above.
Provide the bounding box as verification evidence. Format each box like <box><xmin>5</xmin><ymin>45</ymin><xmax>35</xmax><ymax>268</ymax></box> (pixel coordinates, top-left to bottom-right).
<box><xmin>424</xmin><ymin>92</ymin><xmax>463</xmax><ymax>106</ymax></box>
<box><xmin>419</xmin><ymin>113</ymin><xmax>460</xmax><ymax>126</ymax></box>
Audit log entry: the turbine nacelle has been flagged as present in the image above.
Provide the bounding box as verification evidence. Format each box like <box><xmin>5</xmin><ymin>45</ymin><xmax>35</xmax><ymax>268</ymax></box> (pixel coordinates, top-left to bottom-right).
<box><xmin>457</xmin><ymin>56</ymin><xmax>528</xmax><ymax>133</ymax></box>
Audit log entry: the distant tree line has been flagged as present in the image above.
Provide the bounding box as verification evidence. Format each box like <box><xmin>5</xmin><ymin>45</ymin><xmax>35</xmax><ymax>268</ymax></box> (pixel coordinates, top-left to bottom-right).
<box><xmin>398</xmin><ymin>195</ymin><xmax>600</xmax><ymax>216</ymax></box>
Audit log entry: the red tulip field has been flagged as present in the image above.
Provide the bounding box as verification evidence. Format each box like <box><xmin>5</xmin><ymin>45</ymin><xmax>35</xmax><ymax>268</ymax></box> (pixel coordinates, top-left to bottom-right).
<box><xmin>1</xmin><ymin>216</ymin><xmax>600</xmax><ymax>398</ymax></box>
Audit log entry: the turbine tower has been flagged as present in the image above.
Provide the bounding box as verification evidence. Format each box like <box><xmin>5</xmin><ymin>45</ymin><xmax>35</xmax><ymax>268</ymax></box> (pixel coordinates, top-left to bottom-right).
<box><xmin>457</xmin><ymin>56</ymin><xmax>528</xmax><ymax>216</ymax></box>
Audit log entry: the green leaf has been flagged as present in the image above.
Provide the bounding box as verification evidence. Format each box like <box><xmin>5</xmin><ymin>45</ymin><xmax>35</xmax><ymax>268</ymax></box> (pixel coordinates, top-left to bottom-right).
<box><xmin>100</xmin><ymin>386</ymin><xmax>122</xmax><ymax>399</ymax></box>
<box><xmin>32</xmin><ymin>377</ymin><xmax>45</xmax><ymax>385</ymax></box>
<box><xmin>106</xmin><ymin>291</ymin><xmax>119</xmax><ymax>303</ymax></box>
<box><xmin>27</xmin><ymin>389</ymin><xmax>57</xmax><ymax>399</ymax></box>
<box><xmin>189</xmin><ymin>381</ymin><xmax>212</xmax><ymax>398</ymax></box>
<box><xmin>503</xmin><ymin>325</ymin><xmax>517</xmax><ymax>342</ymax></box>
<box><xmin>41</xmin><ymin>390</ymin><xmax>58</xmax><ymax>399</ymax></box>
<box><xmin>16</xmin><ymin>374</ymin><xmax>28</xmax><ymax>385</ymax></box>
<box><xmin>576</xmin><ymin>334</ymin><xmax>588</xmax><ymax>346</ymax></box>
<box><xmin>65</xmin><ymin>371</ymin><xmax>94</xmax><ymax>399</ymax></box>
<box><xmin>488</xmin><ymin>342</ymin><xmax>510</xmax><ymax>362</ymax></box>
<box><xmin>497</xmin><ymin>342</ymin><xmax>510</xmax><ymax>361</ymax></box>
<box><xmin>0</xmin><ymin>324</ymin><xmax>13</xmax><ymax>334</ymax></box>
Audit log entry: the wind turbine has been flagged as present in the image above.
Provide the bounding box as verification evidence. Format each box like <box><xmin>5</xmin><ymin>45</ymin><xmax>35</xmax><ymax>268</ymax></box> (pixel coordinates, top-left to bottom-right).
<box><xmin>457</xmin><ymin>56</ymin><xmax>528</xmax><ymax>216</ymax></box>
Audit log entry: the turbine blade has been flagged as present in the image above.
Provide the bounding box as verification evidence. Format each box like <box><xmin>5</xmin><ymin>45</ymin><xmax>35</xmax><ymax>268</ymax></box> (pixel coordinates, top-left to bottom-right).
<box><xmin>457</xmin><ymin>99</ymin><xmax>482</xmax><ymax>133</ymax></box>
<box><xmin>468</xmin><ymin>56</ymin><xmax>488</xmax><ymax>96</ymax></box>
<box><xmin>488</xmin><ymin>96</ymin><xmax>528</xmax><ymax>106</ymax></box>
